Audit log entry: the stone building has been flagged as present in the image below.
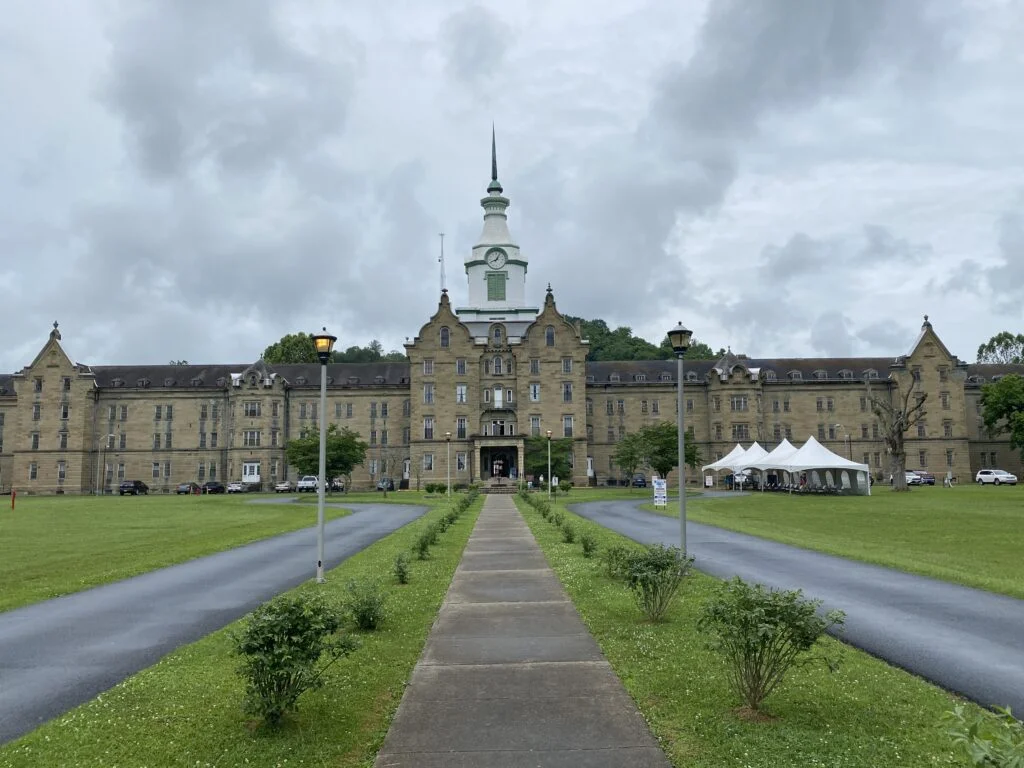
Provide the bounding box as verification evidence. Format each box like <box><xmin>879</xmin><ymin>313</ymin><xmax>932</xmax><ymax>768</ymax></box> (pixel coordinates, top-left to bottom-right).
<box><xmin>2</xmin><ymin>151</ymin><xmax>1022</xmax><ymax>494</ymax></box>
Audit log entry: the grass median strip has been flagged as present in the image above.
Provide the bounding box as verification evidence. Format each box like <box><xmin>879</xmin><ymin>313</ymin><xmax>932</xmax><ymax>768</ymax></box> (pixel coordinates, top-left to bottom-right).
<box><xmin>0</xmin><ymin>494</ymin><xmax>358</xmax><ymax>612</ymax></box>
<box><xmin>0</xmin><ymin>496</ymin><xmax>481</xmax><ymax>768</ymax></box>
<box><xmin>640</xmin><ymin>485</ymin><xmax>1024</xmax><ymax>599</ymax></box>
<box><xmin>517</xmin><ymin>495</ymin><xmax>967</xmax><ymax>768</ymax></box>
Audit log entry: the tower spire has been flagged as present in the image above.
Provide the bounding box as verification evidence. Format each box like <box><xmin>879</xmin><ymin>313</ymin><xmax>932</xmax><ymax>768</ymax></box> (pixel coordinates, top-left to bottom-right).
<box><xmin>439</xmin><ymin>232</ymin><xmax>447</xmax><ymax>294</ymax></box>
<box><xmin>487</xmin><ymin>124</ymin><xmax>503</xmax><ymax>194</ymax></box>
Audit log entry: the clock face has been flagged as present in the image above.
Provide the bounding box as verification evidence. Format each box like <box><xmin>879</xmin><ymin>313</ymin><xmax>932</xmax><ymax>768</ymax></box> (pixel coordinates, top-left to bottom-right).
<box><xmin>486</xmin><ymin>249</ymin><xmax>507</xmax><ymax>269</ymax></box>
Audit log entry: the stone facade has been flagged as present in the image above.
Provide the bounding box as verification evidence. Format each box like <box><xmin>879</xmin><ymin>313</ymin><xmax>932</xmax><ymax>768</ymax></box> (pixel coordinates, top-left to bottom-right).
<box><xmin>2</xmin><ymin>164</ymin><xmax>1022</xmax><ymax>494</ymax></box>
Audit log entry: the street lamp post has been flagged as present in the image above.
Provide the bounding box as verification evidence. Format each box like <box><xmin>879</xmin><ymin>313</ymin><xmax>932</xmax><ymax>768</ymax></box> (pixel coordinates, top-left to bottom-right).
<box><xmin>546</xmin><ymin>429</ymin><xmax>552</xmax><ymax>499</ymax></box>
<box><xmin>668</xmin><ymin>322</ymin><xmax>693</xmax><ymax>555</ymax></box>
<box><xmin>835</xmin><ymin>423</ymin><xmax>852</xmax><ymax>460</ymax></box>
<box><xmin>95</xmin><ymin>433</ymin><xmax>115</xmax><ymax>495</ymax></box>
<box><xmin>445</xmin><ymin>431</ymin><xmax>452</xmax><ymax>497</ymax></box>
<box><xmin>313</xmin><ymin>328</ymin><xmax>337</xmax><ymax>584</ymax></box>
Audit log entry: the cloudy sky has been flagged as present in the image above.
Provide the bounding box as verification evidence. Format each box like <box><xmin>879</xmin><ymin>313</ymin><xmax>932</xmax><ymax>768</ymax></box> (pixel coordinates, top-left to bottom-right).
<box><xmin>2</xmin><ymin>0</ymin><xmax>1023</xmax><ymax>372</ymax></box>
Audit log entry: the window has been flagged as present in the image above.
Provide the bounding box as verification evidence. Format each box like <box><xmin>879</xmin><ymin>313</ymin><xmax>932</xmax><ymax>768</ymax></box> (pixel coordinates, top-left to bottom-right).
<box><xmin>62</xmin><ymin>376</ymin><xmax>71</xmax><ymax>392</ymax></box>
<box><xmin>300</xmin><ymin>403</ymin><xmax>307</xmax><ymax>419</ymax></box>
<box><xmin>456</xmin><ymin>358</ymin><xmax>466</xmax><ymax>375</ymax></box>
<box><xmin>211</xmin><ymin>404</ymin><xmax>218</xmax><ymax>420</ymax></box>
<box><xmin>652</xmin><ymin>400</ymin><xmax>660</xmax><ymax>414</ymax></box>
<box><xmin>772</xmin><ymin>399</ymin><xmax>780</xmax><ymax>413</ymax></box>
<box><xmin>686</xmin><ymin>398</ymin><xmax>693</xmax><ymax>413</ymax></box>
<box><xmin>492</xmin><ymin>325</ymin><xmax>503</xmax><ymax>343</ymax></box>
<box><xmin>773</xmin><ymin>424</ymin><xmax>781</xmax><ymax>440</ymax></box>
<box><xmin>423</xmin><ymin>453</ymin><xmax>434</xmax><ymax>471</ymax></box>
<box><xmin>828</xmin><ymin>425</ymin><xmax>837</xmax><ymax>440</ymax></box>
<box><xmin>946</xmin><ymin>449</ymin><xmax>954</xmax><ymax>467</ymax></box>
<box><xmin>423</xmin><ymin>383</ymin><xmax>434</xmax><ymax>404</ymax></box>
<box><xmin>32</xmin><ymin>403</ymin><xmax>41</xmax><ymax>421</ymax></box>
<box><xmin>119</xmin><ymin>433</ymin><xmax>127</xmax><ymax>450</ymax></box>
<box><xmin>370</xmin><ymin>430</ymin><xmax>377</xmax><ymax>445</ymax></box>
<box><xmin>872</xmin><ymin>423</ymin><xmax>879</xmax><ymax>439</ymax></box>
<box><xmin>563</xmin><ymin>415</ymin><xmax>574</xmax><ymax>438</ymax></box>
<box><xmin>381</xmin><ymin>402</ymin><xmax>389</xmax><ymax>418</ymax></box>
<box><xmin>545</xmin><ymin>326</ymin><xmax>555</xmax><ymax>346</ymax></box>
<box><xmin>369</xmin><ymin>459</ymin><xmax>378</xmax><ymax>476</ymax></box>
<box><xmin>57</xmin><ymin>461</ymin><xmax>66</xmax><ymax>481</ymax></box>
<box><xmin>607</xmin><ymin>428</ymin><xmax>615</xmax><ymax>442</ymax></box>
<box><xmin>370</xmin><ymin>402</ymin><xmax>378</xmax><ymax>419</ymax></box>
<box><xmin>606</xmin><ymin>399</ymin><xmax>614</xmax><ymax>415</ymax></box>
<box><xmin>348</xmin><ymin>403</ymin><xmax>355</xmax><ymax>418</ymax></box>
<box><xmin>641</xmin><ymin>400</ymin><xmax>648</xmax><ymax>414</ymax></box>
<box><xmin>402</xmin><ymin>427</ymin><xmax>410</xmax><ymax>444</ymax></box>
<box><xmin>107</xmin><ymin>404</ymin><xmax>116</xmax><ymax>421</ymax></box>
<box><xmin>874</xmin><ymin>452</ymin><xmax>881</xmax><ymax>468</ymax></box>
<box><xmin>714</xmin><ymin>423</ymin><xmax>722</xmax><ymax>440</ymax></box>
<box><xmin>617</xmin><ymin>399</ymin><xmax>625</xmax><ymax>415</ymax></box>
<box><xmin>208</xmin><ymin>462</ymin><xmax>217</xmax><ymax>480</ymax></box>
<box><xmin>919</xmin><ymin>450</ymin><xmax>927</xmax><ymax>467</ymax></box>
<box><xmin>731</xmin><ymin>423</ymin><xmax>750</xmax><ymax>440</ymax></box>
<box><xmin>818</xmin><ymin>424</ymin><xmax>825</xmax><ymax>440</ymax></box>
<box><xmin>165</xmin><ymin>432</ymin><xmax>172</xmax><ymax>449</ymax></box>
<box><xmin>618</xmin><ymin>425</ymin><xmax>626</xmax><ymax>440</ymax></box>
<box><xmin>940</xmin><ymin>391</ymin><xmax>950</xmax><ymax>409</ymax></box>
<box><xmin>486</xmin><ymin>272</ymin><xmax>506</xmax><ymax>301</ymax></box>
<box><xmin>153</xmin><ymin>433</ymin><xmax>160</xmax><ymax>449</ymax></box>
<box><xmin>784</xmin><ymin>425</ymin><xmax>793</xmax><ymax>439</ymax></box>
<box><xmin>493</xmin><ymin>356</ymin><xmax>503</xmax><ymax>375</ymax></box>
<box><xmin>456</xmin><ymin>452</ymin><xmax>466</xmax><ymax>471</ymax></box>
<box><xmin>164</xmin><ymin>461</ymin><xmax>171</xmax><ymax>478</ymax></box>
<box><xmin>860</xmin><ymin>396</ymin><xmax>867</xmax><ymax>412</ymax></box>
<box><xmin>912</xmin><ymin>367</ymin><xmax>922</xmax><ymax>383</ymax></box>
<box><xmin>58</xmin><ymin>432</ymin><xmax>68</xmax><ymax>450</ymax></box>
<box><xmin>457</xmin><ymin>417</ymin><xmax>468</xmax><ymax>439</ymax></box>
<box><xmin>562</xmin><ymin>382</ymin><xmax>573</xmax><ymax>402</ymax></box>
<box><xmin>530</xmin><ymin>416</ymin><xmax>541</xmax><ymax>436</ymax></box>
<box><xmin>118</xmin><ymin>462</ymin><xmax>125</xmax><ymax>480</ymax></box>
<box><xmin>33</xmin><ymin>377</ymin><xmax>42</xmax><ymax>393</ymax></box>
<box><xmin>783</xmin><ymin>399</ymin><xmax>791</xmax><ymax>412</ymax></box>
<box><xmin>272</xmin><ymin>401</ymin><xmax>280</xmax><ymax>418</ymax></box>
<box><xmin>29</xmin><ymin>462</ymin><xmax>37</xmax><ymax>480</ymax></box>
<box><xmin>440</xmin><ymin>327</ymin><xmax>450</xmax><ymax>348</ymax></box>
<box><xmin>423</xmin><ymin>359</ymin><xmax>434</xmax><ymax>375</ymax></box>
<box><xmin>197</xmin><ymin>463</ymin><xmax>206</xmax><ymax>481</ymax></box>
<box><xmin>816</xmin><ymin>398</ymin><xmax>824</xmax><ymax>412</ymax></box>
<box><xmin>634</xmin><ymin>373</ymin><xmax>646</xmax><ymax>382</ymax></box>
<box><xmin>827</xmin><ymin>398</ymin><xmax>834</xmax><ymax>412</ymax></box>
<box><xmin>938</xmin><ymin>366</ymin><xmax>948</xmax><ymax>382</ymax></box>
<box><xmin>59</xmin><ymin>403</ymin><xmax>69</xmax><ymax>420</ymax></box>
<box><xmin>152</xmin><ymin>462</ymin><xmax>160</xmax><ymax>479</ymax></box>
<box><xmin>424</xmin><ymin>417</ymin><xmax>434</xmax><ymax>440</ymax></box>
<box><xmin>271</xmin><ymin>460</ymin><xmax>278</xmax><ymax>477</ymax></box>
<box><xmin>917</xmin><ymin>423</ymin><xmax>926</xmax><ymax>438</ymax></box>
<box><xmin>943</xmin><ymin>420</ymin><xmax>953</xmax><ymax>438</ymax></box>
<box><xmin>200</xmin><ymin>404</ymin><xmax>208</xmax><ymax>420</ymax></box>
<box><xmin>529</xmin><ymin>383</ymin><xmax>541</xmax><ymax>402</ymax></box>
<box><xmin>484</xmin><ymin>389</ymin><xmax>491</xmax><ymax>403</ymax></box>
<box><xmin>244</xmin><ymin>401</ymin><xmax>260</xmax><ymax>418</ymax></box>
<box><xmin>31</xmin><ymin>432</ymin><xmax>39</xmax><ymax>450</ymax></box>
<box><xmin>456</xmin><ymin>384</ymin><xmax>467</xmax><ymax>403</ymax></box>
<box><xmin>381</xmin><ymin>429</ymin><xmax>388</xmax><ymax>445</ymax></box>
<box><xmin>200</xmin><ymin>432</ymin><xmax>207</xmax><ymax>448</ymax></box>
<box><xmin>861</xmin><ymin>424</ymin><xmax>869</xmax><ymax>439</ymax></box>
<box><xmin>562</xmin><ymin>357</ymin><xmax>573</xmax><ymax>374</ymax></box>
<box><xmin>210</xmin><ymin>431</ymin><xmax>218</xmax><ymax>448</ymax></box>
<box><xmin>713</xmin><ymin>396</ymin><xmax>721</xmax><ymax>412</ymax></box>
<box><xmin>530</xmin><ymin>358</ymin><xmax>540</xmax><ymax>374</ymax></box>
<box><xmin>155</xmin><ymin>405</ymin><xmax>163</xmax><ymax>421</ymax></box>
<box><xmin>730</xmin><ymin>396</ymin><xmax>748</xmax><ymax>412</ymax></box>
<box><xmin>506</xmin><ymin>388</ymin><xmax>514</xmax><ymax>403</ymax></box>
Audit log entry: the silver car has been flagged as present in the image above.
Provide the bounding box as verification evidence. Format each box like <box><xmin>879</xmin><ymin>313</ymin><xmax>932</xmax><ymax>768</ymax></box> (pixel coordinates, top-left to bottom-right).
<box><xmin>975</xmin><ymin>469</ymin><xmax>1018</xmax><ymax>485</ymax></box>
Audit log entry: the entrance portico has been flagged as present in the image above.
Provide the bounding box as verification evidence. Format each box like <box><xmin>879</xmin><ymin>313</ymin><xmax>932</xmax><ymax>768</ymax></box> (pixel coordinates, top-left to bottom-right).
<box><xmin>474</xmin><ymin>437</ymin><xmax>524</xmax><ymax>482</ymax></box>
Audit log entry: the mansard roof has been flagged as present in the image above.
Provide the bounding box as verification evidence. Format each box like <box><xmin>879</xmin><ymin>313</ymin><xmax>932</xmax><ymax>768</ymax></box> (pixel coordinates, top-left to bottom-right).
<box><xmin>585</xmin><ymin>360</ymin><xmax>718</xmax><ymax>384</ymax></box>
<box><xmin>964</xmin><ymin>363</ymin><xmax>1024</xmax><ymax>385</ymax></box>
<box><xmin>748</xmin><ymin>357</ymin><xmax>896</xmax><ymax>381</ymax></box>
<box><xmin>84</xmin><ymin>362</ymin><xmax>412</xmax><ymax>390</ymax></box>
<box><xmin>274</xmin><ymin>362</ymin><xmax>411</xmax><ymax>388</ymax></box>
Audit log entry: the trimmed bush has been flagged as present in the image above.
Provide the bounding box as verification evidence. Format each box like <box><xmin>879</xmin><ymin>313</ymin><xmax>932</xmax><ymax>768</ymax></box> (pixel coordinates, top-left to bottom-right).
<box><xmin>943</xmin><ymin>704</ymin><xmax>1024</xmax><ymax>767</ymax></box>
<box><xmin>233</xmin><ymin>593</ymin><xmax>359</xmax><ymax>726</ymax></box>
<box><xmin>580</xmin><ymin>532</ymin><xmax>598</xmax><ymax>558</ymax></box>
<box><xmin>562</xmin><ymin>523</ymin><xmax>576</xmax><ymax>543</ymax></box>
<box><xmin>343</xmin><ymin>579</ymin><xmax>388</xmax><ymax>631</ymax></box>
<box><xmin>623</xmin><ymin>544</ymin><xmax>693</xmax><ymax>622</ymax></box>
<box><xmin>414</xmin><ymin>532</ymin><xmax>432</xmax><ymax>560</ymax></box>
<box><xmin>550</xmin><ymin>511</ymin><xmax>564</xmax><ymax>528</ymax></box>
<box><xmin>698</xmin><ymin>577</ymin><xmax>845</xmax><ymax>712</ymax></box>
<box><xmin>393</xmin><ymin>553</ymin><xmax>410</xmax><ymax>584</ymax></box>
<box><xmin>602</xmin><ymin>544</ymin><xmax>636</xmax><ymax>580</ymax></box>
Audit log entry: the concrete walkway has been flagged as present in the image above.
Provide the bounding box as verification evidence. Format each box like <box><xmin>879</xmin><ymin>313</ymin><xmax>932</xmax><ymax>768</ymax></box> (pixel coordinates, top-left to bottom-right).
<box><xmin>374</xmin><ymin>495</ymin><xmax>669</xmax><ymax>768</ymax></box>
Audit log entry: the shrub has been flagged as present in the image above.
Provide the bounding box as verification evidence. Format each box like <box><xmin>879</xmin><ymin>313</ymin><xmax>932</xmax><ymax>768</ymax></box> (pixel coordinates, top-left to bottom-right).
<box><xmin>943</xmin><ymin>704</ymin><xmax>1024</xmax><ymax>767</ymax></box>
<box><xmin>602</xmin><ymin>544</ymin><xmax>636</xmax><ymax>580</ymax></box>
<box><xmin>233</xmin><ymin>593</ymin><xmax>359</xmax><ymax>726</ymax></box>
<box><xmin>559</xmin><ymin>481</ymin><xmax>573</xmax><ymax>495</ymax></box>
<box><xmin>580</xmin><ymin>532</ymin><xmax>598</xmax><ymax>558</ymax></box>
<box><xmin>393</xmin><ymin>553</ymin><xmax>410</xmax><ymax>584</ymax></box>
<box><xmin>561</xmin><ymin>523</ymin><xmax>576</xmax><ymax>543</ymax></box>
<box><xmin>343</xmin><ymin>579</ymin><xmax>388</xmax><ymax>631</ymax></box>
<box><xmin>698</xmin><ymin>577</ymin><xmax>845</xmax><ymax>712</ymax></box>
<box><xmin>414</xmin><ymin>532</ymin><xmax>431</xmax><ymax>560</ymax></box>
<box><xmin>550</xmin><ymin>511</ymin><xmax>564</xmax><ymax>528</ymax></box>
<box><xmin>623</xmin><ymin>544</ymin><xmax>693</xmax><ymax>622</ymax></box>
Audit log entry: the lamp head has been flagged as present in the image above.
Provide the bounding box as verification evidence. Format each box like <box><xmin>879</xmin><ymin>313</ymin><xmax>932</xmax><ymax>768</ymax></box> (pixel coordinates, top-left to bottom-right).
<box><xmin>546</xmin><ymin>429</ymin><xmax>552</xmax><ymax>439</ymax></box>
<box><xmin>445</xmin><ymin>431</ymin><xmax>451</xmax><ymax>441</ymax></box>
<box><xmin>312</xmin><ymin>327</ymin><xmax>337</xmax><ymax>365</ymax></box>
<box><xmin>667</xmin><ymin>321</ymin><xmax>693</xmax><ymax>356</ymax></box>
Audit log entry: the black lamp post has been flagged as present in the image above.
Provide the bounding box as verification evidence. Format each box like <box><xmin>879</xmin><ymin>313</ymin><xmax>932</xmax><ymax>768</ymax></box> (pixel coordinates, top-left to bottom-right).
<box><xmin>668</xmin><ymin>322</ymin><xmax>693</xmax><ymax>555</ymax></box>
<box><xmin>313</xmin><ymin>328</ymin><xmax>337</xmax><ymax>583</ymax></box>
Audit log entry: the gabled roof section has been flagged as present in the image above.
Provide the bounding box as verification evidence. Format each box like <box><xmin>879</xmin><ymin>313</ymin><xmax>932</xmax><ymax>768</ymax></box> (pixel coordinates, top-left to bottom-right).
<box><xmin>585</xmin><ymin>359</ymin><xmax>716</xmax><ymax>384</ymax></box>
<box><xmin>406</xmin><ymin>289</ymin><xmax>473</xmax><ymax>349</ymax></box>
<box><xmin>18</xmin><ymin>322</ymin><xmax>76</xmax><ymax>374</ymax></box>
<box><xmin>906</xmin><ymin>314</ymin><xmax>961</xmax><ymax>364</ymax></box>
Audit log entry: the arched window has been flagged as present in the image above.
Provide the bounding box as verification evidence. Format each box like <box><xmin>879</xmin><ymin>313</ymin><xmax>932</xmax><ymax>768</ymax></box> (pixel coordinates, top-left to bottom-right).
<box><xmin>492</xmin><ymin>325</ymin><xmax>504</xmax><ymax>344</ymax></box>
<box><xmin>440</xmin><ymin>327</ymin><xmax>450</xmax><ymax>348</ymax></box>
<box><xmin>494</xmin><ymin>356</ymin><xmax>503</xmax><ymax>375</ymax></box>
<box><xmin>545</xmin><ymin>325</ymin><xmax>555</xmax><ymax>346</ymax></box>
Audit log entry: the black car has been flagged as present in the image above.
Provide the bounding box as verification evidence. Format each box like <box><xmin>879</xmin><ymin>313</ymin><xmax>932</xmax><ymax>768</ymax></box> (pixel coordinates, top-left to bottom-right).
<box><xmin>631</xmin><ymin>474</ymin><xmax>647</xmax><ymax>488</ymax></box>
<box><xmin>119</xmin><ymin>480</ymin><xmax>149</xmax><ymax>496</ymax></box>
<box><xmin>201</xmin><ymin>481</ymin><xmax>226</xmax><ymax>494</ymax></box>
<box><xmin>376</xmin><ymin>478</ymin><xmax>395</xmax><ymax>491</ymax></box>
<box><xmin>910</xmin><ymin>470</ymin><xmax>936</xmax><ymax>485</ymax></box>
<box><xmin>176</xmin><ymin>482</ymin><xmax>200</xmax><ymax>495</ymax></box>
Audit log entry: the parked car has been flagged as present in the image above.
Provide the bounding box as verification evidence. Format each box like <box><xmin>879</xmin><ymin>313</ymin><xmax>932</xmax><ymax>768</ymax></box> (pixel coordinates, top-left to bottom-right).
<box><xmin>226</xmin><ymin>481</ymin><xmax>245</xmax><ymax>493</ymax></box>
<box><xmin>909</xmin><ymin>470</ymin><xmax>936</xmax><ymax>485</ymax></box>
<box><xmin>119</xmin><ymin>480</ymin><xmax>149</xmax><ymax>496</ymax></box>
<box><xmin>631</xmin><ymin>474</ymin><xmax>647</xmax><ymax>488</ymax></box>
<box><xmin>376</xmin><ymin>477</ymin><xmax>395</xmax><ymax>491</ymax></box>
<box><xmin>175</xmin><ymin>481</ymin><xmax>200</xmax><ymax>495</ymax></box>
<box><xmin>201</xmin><ymin>481</ymin><xmax>226</xmax><ymax>494</ymax></box>
<box><xmin>976</xmin><ymin>469</ymin><xmax>1018</xmax><ymax>485</ymax></box>
<box><xmin>331</xmin><ymin>478</ymin><xmax>346</xmax><ymax>492</ymax></box>
<box><xmin>904</xmin><ymin>471</ymin><xmax>923</xmax><ymax>486</ymax></box>
<box><xmin>274</xmin><ymin>480</ymin><xmax>295</xmax><ymax>493</ymax></box>
<box><xmin>296</xmin><ymin>475</ymin><xmax>319</xmax><ymax>492</ymax></box>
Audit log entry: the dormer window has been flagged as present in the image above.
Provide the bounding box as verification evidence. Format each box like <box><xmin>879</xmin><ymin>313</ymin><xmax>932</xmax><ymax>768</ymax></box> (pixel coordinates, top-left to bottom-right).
<box><xmin>296</xmin><ymin>376</ymin><xmax>307</xmax><ymax>385</ymax></box>
<box><xmin>863</xmin><ymin>369</ymin><xmax>879</xmax><ymax>380</ymax></box>
<box><xmin>763</xmin><ymin>370</ymin><xmax>777</xmax><ymax>382</ymax></box>
<box><xmin>491</xmin><ymin>325</ymin><xmax>504</xmax><ymax>344</ymax></box>
<box><xmin>813</xmin><ymin>369</ymin><xmax>827</xmax><ymax>380</ymax></box>
<box><xmin>545</xmin><ymin>325</ymin><xmax>555</xmax><ymax>347</ymax></box>
<box><xmin>838</xmin><ymin>369</ymin><xmax>853</xmax><ymax>380</ymax></box>
<box><xmin>190</xmin><ymin>377</ymin><xmax>203</xmax><ymax>387</ymax></box>
<box><xmin>634</xmin><ymin>373</ymin><xmax>646</xmax><ymax>382</ymax></box>
<box><xmin>686</xmin><ymin>371</ymin><xmax>699</xmax><ymax>382</ymax></box>
<box><xmin>374</xmin><ymin>375</ymin><xmax>385</xmax><ymax>384</ymax></box>
<box><xmin>347</xmin><ymin>376</ymin><xmax>359</xmax><ymax>385</ymax></box>
<box><xmin>609</xmin><ymin>373</ymin><xmax>620</xmax><ymax>383</ymax></box>
<box><xmin>788</xmin><ymin>370</ymin><xmax>802</xmax><ymax>381</ymax></box>
<box><xmin>326</xmin><ymin>376</ymin><xmax>334</xmax><ymax>385</ymax></box>
<box><xmin>659</xmin><ymin>372</ymin><xmax>672</xmax><ymax>382</ymax></box>
<box><xmin>164</xmin><ymin>378</ymin><xmax>176</xmax><ymax>387</ymax></box>
<box><xmin>586</xmin><ymin>375</ymin><xmax>595</xmax><ymax>383</ymax></box>
<box><xmin>215</xmin><ymin>377</ymin><xmax>227</xmax><ymax>387</ymax></box>
<box><xmin>440</xmin><ymin>327</ymin><xmax>450</xmax><ymax>348</ymax></box>
<box><xmin>136</xmin><ymin>378</ymin><xmax>150</xmax><ymax>388</ymax></box>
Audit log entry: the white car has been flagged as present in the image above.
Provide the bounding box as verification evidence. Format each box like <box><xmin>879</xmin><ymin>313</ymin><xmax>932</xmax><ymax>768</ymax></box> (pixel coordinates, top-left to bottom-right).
<box><xmin>274</xmin><ymin>480</ymin><xmax>294</xmax><ymax>493</ymax></box>
<box><xmin>226</xmin><ymin>481</ymin><xmax>245</xmax><ymax>493</ymax></box>
<box><xmin>975</xmin><ymin>469</ymin><xmax>1018</xmax><ymax>486</ymax></box>
<box><xmin>296</xmin><ymin>475</ymin><xmax>319</xmax><ymax>492</ymax></box>
<box><xmin>904</xmin><ymin>471</ymin><xmax>923</xmax><ymax>486</ymax></box>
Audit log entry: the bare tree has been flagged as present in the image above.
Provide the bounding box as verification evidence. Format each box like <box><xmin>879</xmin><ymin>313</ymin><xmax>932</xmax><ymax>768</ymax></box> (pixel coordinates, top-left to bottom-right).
<box><xmin>867</xmin><ymin>379</ymin><xmax>927</xmax><ymax>492</ymax></box>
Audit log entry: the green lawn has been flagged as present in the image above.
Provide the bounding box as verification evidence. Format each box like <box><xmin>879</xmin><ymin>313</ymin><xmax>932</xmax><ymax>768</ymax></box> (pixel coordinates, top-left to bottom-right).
<box><xmin>517</xmin><ymin>496</ymin><xmax>968</xmax><ymax>768</ymax></box>
<box><xmin>639</xmin><ymin>484</ymin><xmax>1024</xmax><ymax>599</ymax></box>
<box><xmin>0</xmin><ymin>493</ymin><xmax>358</xmax><ymax>612</ymax></box>
<box><xmin>0</xmin><ymin>496</ymin><xmax>481</xmax><ymax>768</ymax></box>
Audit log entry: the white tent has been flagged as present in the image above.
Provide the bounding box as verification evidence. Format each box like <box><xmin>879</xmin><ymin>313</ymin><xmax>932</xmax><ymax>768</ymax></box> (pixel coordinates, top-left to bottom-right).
<box><xmin>774</xmin><ymin>436</ymin><xmax>872</xmax><ymax>495</ymax></box>
<box><xmin>747</xmin><ymin>438</ymin><xmax>798</xmax><ymax>471</ymax></box>
<box><xmin>733</xmin><ymin>442</ymin><xmax>768</xmax><ymax>471</ymax></box>
<box><xmin>702</xmin><ymin>443</ymin><xmax>747</xmax><ymax>473</ymax></box>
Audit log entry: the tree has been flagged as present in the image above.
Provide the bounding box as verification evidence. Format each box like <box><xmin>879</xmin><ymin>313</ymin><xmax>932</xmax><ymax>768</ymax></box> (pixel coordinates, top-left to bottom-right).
<box><xmin>977</xmin><ymin>332</ymin><xmax>1024</xmax><ymax>364</ymax></box>
<box><xmin>979</xmin><ymin>374</ymin><xmax>1024</xmax><ymax>456</ymax></box>
<box><xmin>169</xmin><ymin>359</ymin><xmax>189</xmax><ymax>365</ymax></box>
<box><xmin>263</xmin><ymin>333</ymin><xmax>319</xmax><ymax>364</ymax></box>
<box><xmin>866</xmin><ymin>380</ymin><xmax>927</xmax><ymax>491</ymax></box>
<box><xmin>656</xmin><ymin>337</ymin><xmax>722</xmax><ymax>360</ymax></box>
<box><xmin>523</xmin><ymin>435</ymin><xmax>573</xmax><ymax>481</ymax></box>
<box><xmin>613</xmin><ymin>432</ymin><xmax>645</xmax><ymax>486</ymax></box>
<box><xmin>562</xmin><ymin>315</ymin><xmax>720</xmax><ymax>361</ymax></box>
<box><xmin>285</xmin><ymin>424</ymin><xmax>368</xmax><ymax>486</ymax></box>
<box><xmin>334</xmin><ymin>340</ymin><xmax>406</xmax><ymax>363</ymax></box>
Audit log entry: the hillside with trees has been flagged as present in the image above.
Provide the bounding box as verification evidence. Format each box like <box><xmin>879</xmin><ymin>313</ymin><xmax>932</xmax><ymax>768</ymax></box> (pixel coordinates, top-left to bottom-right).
<box><xmin>562</xmin><ymin>316</ymin><xmax>720</xmax><ymax>361</ymax></box>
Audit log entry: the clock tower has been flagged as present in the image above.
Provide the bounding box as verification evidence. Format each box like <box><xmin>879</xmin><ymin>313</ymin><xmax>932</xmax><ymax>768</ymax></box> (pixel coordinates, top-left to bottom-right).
<box><xmin>455</xmin><ymin>128</ymin><xmax>538</xmax><ymax>340</ymax></box>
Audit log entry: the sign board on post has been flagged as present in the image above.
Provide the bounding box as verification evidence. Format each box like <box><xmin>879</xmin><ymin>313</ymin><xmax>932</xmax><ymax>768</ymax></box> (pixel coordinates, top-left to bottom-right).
<box><xmin>653</xmin><ymin>477</ymin><xmax>667</xmax><ymax>508</ymax></box>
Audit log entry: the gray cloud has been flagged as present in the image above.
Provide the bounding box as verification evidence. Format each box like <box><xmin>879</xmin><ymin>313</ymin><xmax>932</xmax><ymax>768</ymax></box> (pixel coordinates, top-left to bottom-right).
<box><xmin>439</xmin><ymin>5</ymin><xmax>512</xmax><ymax>85</ymax></box>
<box><xmin>810</xmin><ymin>311</ymin><xmax>857</xmax><ymax>356</ymax></box>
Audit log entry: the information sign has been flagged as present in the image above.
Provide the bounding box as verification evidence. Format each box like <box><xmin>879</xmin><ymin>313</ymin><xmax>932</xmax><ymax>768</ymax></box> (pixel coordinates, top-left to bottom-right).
<box><xmin>653</xmin><ymin>477</ymin><xmax>667</xmax><ymax>508</ymax></box>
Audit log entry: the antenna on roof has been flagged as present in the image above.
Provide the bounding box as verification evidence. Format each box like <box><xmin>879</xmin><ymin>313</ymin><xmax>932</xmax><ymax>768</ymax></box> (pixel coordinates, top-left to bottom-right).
<box><xmin>438</xmin><ymin>232</ymin><xmax>446</xmax><ymax>294</ymax></box>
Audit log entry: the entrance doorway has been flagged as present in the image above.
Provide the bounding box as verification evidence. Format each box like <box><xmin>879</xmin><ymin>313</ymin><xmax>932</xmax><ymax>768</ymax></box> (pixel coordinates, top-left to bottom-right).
<box><xmin>481</xmin><ymin>446</ymin><xmax>516</xmax><ymax>479</ymax></box>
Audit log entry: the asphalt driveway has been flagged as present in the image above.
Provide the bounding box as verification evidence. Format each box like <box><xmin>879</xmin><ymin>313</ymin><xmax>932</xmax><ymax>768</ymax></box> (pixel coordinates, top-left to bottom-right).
<box><xmin>0</xmin><ymin>502</ymin><xmax>425</xmax><ymax>745</ymax></box>
<box><xmin>571</xmin><ymin>499</ymin><xmax>1024</xmax><ymax>714</ymax></box>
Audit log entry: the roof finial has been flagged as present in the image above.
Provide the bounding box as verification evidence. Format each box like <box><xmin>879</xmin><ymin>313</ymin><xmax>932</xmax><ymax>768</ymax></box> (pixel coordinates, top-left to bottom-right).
<box><xmin>487</xmin><ymin>125</ymin><xmax>503</xmax><ymax>194</ymax></box>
